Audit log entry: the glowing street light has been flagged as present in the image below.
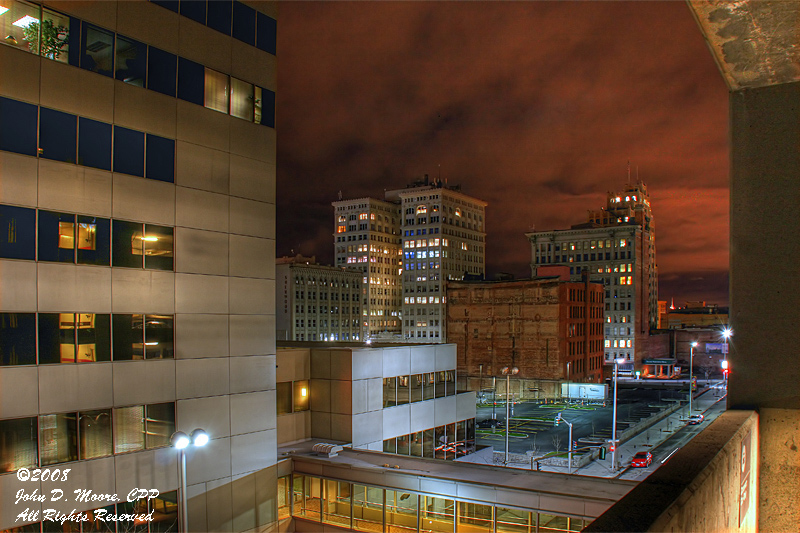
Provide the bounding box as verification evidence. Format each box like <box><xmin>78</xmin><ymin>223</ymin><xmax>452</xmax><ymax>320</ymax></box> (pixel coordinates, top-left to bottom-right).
<box><xmin>689</xmin><ymin>341</ymin><xmax>698</xmax><ymax>414</ymax></box>
<box><xmin>171</xmin><ymin>429</ymin><xmax>209</xmax><ymax>532</ymax></box>
<box><xmin>501</xmin><ymin>366</ymin><xmax>519</xmax><ymax>465</ymax></box>
<box><xmin>611</xmin><ymin>357</ymin><xmax>625</xmax><ymax>471</ymax></box>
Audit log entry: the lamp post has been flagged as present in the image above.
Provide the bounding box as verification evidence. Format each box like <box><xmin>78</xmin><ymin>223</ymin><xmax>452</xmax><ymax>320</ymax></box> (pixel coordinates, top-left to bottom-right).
<box><xmin>478</xmin><ymin>364</ymin><xmax>484</xmax><ymax>402</ymax></box>
<box><xmin>171</xmin><ymin>428</ymin><xmax>209</xmax><ymax>533</ymax></box>
<box><xmin>501</xmin><ymin>366</ymin><xmax>519</xmax><ymax>465</ymax></box>
<box><xmin>689</xmin><ymin>341</ymin><xmax>698</xmax><ymax>414</ymax></box>
<box><xmin>555</xmin><ymin>412</ymin><xmax>574</xmax><ymax>474</ymax></box>
<box><xmin>611</xmin><ymin>357</ymin><xmax>625</xmax><ymax>471</ymax></box>
<box><xmin>491</xmin><ymin>376</ymin><xmax>497</xmax><ymax>420</ymax></box>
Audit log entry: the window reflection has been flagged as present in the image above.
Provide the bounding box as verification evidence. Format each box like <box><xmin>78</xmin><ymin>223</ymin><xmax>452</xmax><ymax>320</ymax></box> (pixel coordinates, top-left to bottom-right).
<box><xmin>81</xmin><ymin>23</ymin><xmax>114</xmax><ymax>77</ymax></box>
<box><xmin>0</xmin><ymin>312</ymin><xmax>36</xmax><ymax>366</ymax></box>
<box><xmin>116</xmin><ymin>35</ymin><xmax>147</xmax><ymax>86</ymax></box>
<box><xmin>39</xmin><ymin>412</ymin><xmax>78</xmax><ymax>466</ymax></box>
<box><xmin>0</xmin><ymin>417</ymin><xmax>38</xmax><ymax>473</ymax></box>
<box><xmin>79</xmin><ymin>409</ymin><xmax>112</xmax><ymax>459</ymax></box>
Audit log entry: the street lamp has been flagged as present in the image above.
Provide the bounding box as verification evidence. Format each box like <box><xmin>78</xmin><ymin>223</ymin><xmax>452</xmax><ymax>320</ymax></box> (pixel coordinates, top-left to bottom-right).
<box><xmin>171</xmin><ymin>428</ymin><xmax>209</xmax><ymax>533</ymax></box>
<box><xmin>689</xmin><ymin>341</ymin><xmax>698</xmax><ymax>414</ymax></box>
<box><xmin>722</xmin><ymin>328</ymin><xmax>732</xmax><ymax>389</ymax></box>
<box><xmin>555</xmin><ymin>412</ymin><xmax>574</xmax><ymax>474</ymax></box>
<box><xmin>611</xmin><ymin>357</ymin><xmax>625</xmax><ymax>471</ymax></box>
<box><xmin>501</xmin><ymin>366</ymin><xmax>519</xmax><ymax>465</ymax></box>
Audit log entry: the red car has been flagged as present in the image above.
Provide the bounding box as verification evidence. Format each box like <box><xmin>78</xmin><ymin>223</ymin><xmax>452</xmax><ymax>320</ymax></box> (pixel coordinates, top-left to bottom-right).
<box><xmin>631</xmin><ymin>451</ymin><xmax>653</xmax><ymax>467</ymax></box>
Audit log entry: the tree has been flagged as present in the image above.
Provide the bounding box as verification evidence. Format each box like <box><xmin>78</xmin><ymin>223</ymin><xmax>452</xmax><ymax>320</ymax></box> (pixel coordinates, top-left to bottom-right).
<box><xmin>551</xmin><ymin>433</ymin><xmax>562</xmax><ymax>454</ymax></box>
<box><xmin>22</xmin><ymin>19</ymin><xmax>69</xmax><ymax>60</ymax></box>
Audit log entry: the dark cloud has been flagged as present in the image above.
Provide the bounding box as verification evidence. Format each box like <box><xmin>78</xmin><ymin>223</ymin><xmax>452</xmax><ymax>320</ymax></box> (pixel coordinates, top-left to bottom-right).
<box><xmin>277</xmin><ymin>1</ymin><xmax>730</xmax><ymax>305</ymax></box>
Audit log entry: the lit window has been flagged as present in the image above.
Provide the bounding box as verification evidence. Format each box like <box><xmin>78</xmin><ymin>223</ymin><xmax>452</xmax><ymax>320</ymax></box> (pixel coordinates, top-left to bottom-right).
<box><xmin>204</xmin><ymin>67</ymin><xmax>229</xmax><ymax>113</ymax></box>
<box><xmin>230</xmin><ymin>77</ymin><xmax>254</xmax><ymax>120</ymax></box>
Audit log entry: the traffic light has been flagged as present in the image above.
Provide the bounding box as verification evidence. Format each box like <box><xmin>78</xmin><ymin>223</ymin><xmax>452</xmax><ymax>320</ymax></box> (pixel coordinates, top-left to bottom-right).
<box><xmin>554</xmin><ymin>418</ymin><xmax>560</xmax><ymax>427</ymax></box>
<box><xmin>599</xmin><ymin>447</ymin><xmax>607</xmax><ymax>460</ymax></box>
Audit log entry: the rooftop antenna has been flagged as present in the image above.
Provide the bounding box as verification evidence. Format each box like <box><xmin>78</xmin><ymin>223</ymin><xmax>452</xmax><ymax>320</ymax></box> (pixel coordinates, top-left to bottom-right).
<box><xmin>338</xmin><ymin>190</ymin><xmax>342</xmax><ymax>200</ymax></box>
<box><xmin>636</xmin><ymin>165</ymin><xmax>639</xmax><ymax>183</ymax></box>
<box><xmin>438</xmin><ymin>164</ymin><xmax>441</xmax><ymax>185</ymax></box>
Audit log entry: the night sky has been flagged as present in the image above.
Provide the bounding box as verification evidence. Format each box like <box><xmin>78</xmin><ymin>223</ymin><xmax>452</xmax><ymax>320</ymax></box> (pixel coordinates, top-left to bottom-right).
<box><xmin>275</xmin><ymin>1</ymin><xmax>730</xmax><ymax>306</ymax></box>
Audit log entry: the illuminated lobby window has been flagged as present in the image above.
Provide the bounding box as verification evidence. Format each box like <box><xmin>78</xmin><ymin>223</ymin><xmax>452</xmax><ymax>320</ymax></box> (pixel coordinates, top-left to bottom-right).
<box><xmin>38</xmin><ymin>211</ymin><xmax>111</xmax><ymax>265</ymax></box>
<box><xmin>113</xmin><ymin>314</ymin><xmax>174</xmax><ymax>360</ymax></box>
<box><xmin>112</xmin><ymin>221</ymin><xmax>174</xmax><ymax>270</ymax></box>
<box><xmin>38</xmin><ymin>313</ymin><xmax>111</xmax><ymax>364</ymax></box>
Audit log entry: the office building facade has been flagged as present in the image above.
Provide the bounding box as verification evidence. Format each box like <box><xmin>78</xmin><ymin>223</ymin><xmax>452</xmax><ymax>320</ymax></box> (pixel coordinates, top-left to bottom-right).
<box><xmin>276</xmin><ymin>255</ymin><xmax>363</xmax><ymax>341</ymax></box>
<box><xmin>526</xmin><ymin>181</ymin><xmax>656</xmax><ymax>372</ymax></box>
<box><xmin>0</xmin><ymin>1</ymin><xmax>278</xmax><ymax>531</ymax></box>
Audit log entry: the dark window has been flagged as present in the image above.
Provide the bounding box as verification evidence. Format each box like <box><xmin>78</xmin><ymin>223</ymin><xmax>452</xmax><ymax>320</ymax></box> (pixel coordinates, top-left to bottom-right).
<box><xmin>261</xmin><ymin>87</ymin><xmax>275</xmax><ymax>128</ymax></box>
<box><xmin>256</xmin><ymin>12</ymin><xmax>276</xmax><ymax>55</ymax></box>
<box><xmin>0</xmin><ymin>205</ymin><xmax>36</xmax><ymax>260</ymax></box>
<box><xmin>115</xmin><ymin>35</ymin><xmax>147</xmax><ymax>87</ymax></box>
<box><xmin>151</xmin><ymin>0</ymin><xmax>179</xmax><ymax>13</ymax></box>
<box><xmin>77</xmin><ymin>215</ymin><xmax>110</xmax><ymax>265</ymax></box>
<box><xmin>67</xmin><ymin>17</ymin><xmax>82</xmax><ymax>67</ymax></box>
<box><xmin>143</xmin><ymin>224</ymin><xmax>174</xmax><ymax>270</ymax></box>
<box><xmin>180</xmin><ymin>0</ymin><xmax>206</xmax><ymax>24</ymax></box>
<box><xmin>39</xmin><ymin>412</ymin><xmax>79</xmax><ymax>465</ymax></box>
<box><xmin>147</xmin><ymin>46</ymin><xmax>177</xmax><ymax>97</ymax></box>
<box><xmin>78</xmin><ymin>117</ymin><xmax>112</xmax><ymax>170</ymax></box>
<box><xmin>112</xmin><ymin>220</ymin><xmax>144</xmax><ymax>268</ymax></box>
<box><xmin>207</xmin><ymin>0</ymin><xmax>232</xmax><ymax>35</ymax></box>
<box><xmin>113</xmin><ymin>314</ymin><xmax>141</xmax><ymax>360</ymax></box>
<box><xmin>232</xmin><ymin>1</ymin><xmax>256</xmax><ymax>45</ymax></box>
<box><xmin>38</xmin><ymin>210</ymin><xmax>76</xmax><ymax>263</ymax></box>
<box><xmin>80</xmin><ymin>23</ymin><xmax>114</xmax><ymax>77</ymax></box>
<box><xmin>0</xmin><ymin>417</ymin><xmax>38</xmax><ymax>473</ymax></box>
<box><xmin>145</xmin><ymin>134</ymin><xmax>175</xmax><ymax>183</ymax></box>
<box><xmin>145</xmin><ymin>403</ymin><xmax>175</xmax><ymax>448</ymax></box>
<box><xmin>40</xmin><ymin>313</ymin><xmax>111</xmax><ymax>364</ymax></box>
<box><xmin>113</xmin><ymin>126</ymin><xmax>145</xmax><ymax>176</ymax></box>
<box><xmin>177</xmin><ymin>57</ymin><xmax>204</xmax><ymax>105</ymax></box>
<box><xmin>0</xmin><ymin>96</ymin><xmax>38</xmax><ymax>156</ymax></box>
<box><xmin>0</xmin><ymin>313</ymin><xmax>36</xmax><ymax>366</ymax></box>
<box><xmin>144</xmin><ymin>315</ymin><xmax>174</xmax><ymax>359</ymax></box>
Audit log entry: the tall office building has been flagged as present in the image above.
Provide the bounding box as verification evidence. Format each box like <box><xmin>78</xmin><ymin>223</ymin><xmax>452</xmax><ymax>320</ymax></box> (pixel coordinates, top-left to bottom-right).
<box><xmin>526</xmin><ymin>180</ymin><xmax>657</xmax><ymax>373</ymax></box>
<box><xmin>333</xmin><ymin>176</ymin><xmax>486</xmax><ymax>342</ymax></box>
<box><xmin>276</xmin><ymin>254</ymin><xmax>363</xmax><ymax>341</ymax></box>
<box><xmin>0</xmin><ymin>2</ymin><xmax>277</xmax><ymax>531</ymax></box>
<box><xmin>332</xmin><ymin>197</ymin><xmax>402</xmax><ymax>339</ymax></box>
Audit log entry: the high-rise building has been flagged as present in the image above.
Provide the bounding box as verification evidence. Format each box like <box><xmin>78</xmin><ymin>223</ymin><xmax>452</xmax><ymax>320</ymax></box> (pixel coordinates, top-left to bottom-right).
<box><xmin>0</xmin><ymin>2</ymin><xmax>278</xmax><ymax>531</ymax></box>
<box><xmin>333</xmin><ymin>176</ymin><xmax>486</xmax><ymax>342</ymax></box>
<box><xmin>526</xmin><ymin>181</ymin><xmax>656</xmax><ymax>373</ymax></box>
<box><xmin>332</xmin><ymin>197</ymin><xmax>402</xmax><ymax>339</ymax></box>
<box><xmin>276</xmin><ymin>255</ymin><xmax>363</xmax><ymax>341</ymax></box>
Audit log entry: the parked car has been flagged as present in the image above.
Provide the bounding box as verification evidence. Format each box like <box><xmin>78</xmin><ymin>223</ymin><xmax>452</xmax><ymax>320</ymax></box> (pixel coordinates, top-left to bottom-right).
<box><xmin>631</xmin><ymin>451</ymin><xmax>653</xmax><ymax>468</ymax></box>
<box><xmin>476</xmin><ymin>418</ymin><xmax>501</xmax><ymax>429</ymax></box>
<box><xmin>687</xmin><ymin>414</ymin><xmax>704</xmax><ymax>425</ymax></box>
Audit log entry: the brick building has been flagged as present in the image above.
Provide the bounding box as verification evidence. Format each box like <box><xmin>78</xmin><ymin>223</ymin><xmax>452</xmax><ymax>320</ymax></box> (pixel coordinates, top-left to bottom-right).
<box><xmin>446</xmin><ymin>269</ymin><xmax>605</xmax><ymax>398</ymax></box>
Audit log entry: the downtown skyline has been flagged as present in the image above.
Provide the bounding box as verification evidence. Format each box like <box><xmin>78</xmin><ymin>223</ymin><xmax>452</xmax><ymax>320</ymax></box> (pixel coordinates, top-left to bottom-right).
<box><xmin>275</xmin><ymin>1</ymin><xmax>730</xmax><ymax>306</ymax></box>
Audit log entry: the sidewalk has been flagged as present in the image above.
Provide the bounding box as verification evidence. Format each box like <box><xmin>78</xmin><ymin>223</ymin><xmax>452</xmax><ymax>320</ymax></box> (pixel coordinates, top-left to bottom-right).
<box><xmin>501</xmin><ymin>381</ymin><xmax>727</xmax><ymax>477</ymax></box>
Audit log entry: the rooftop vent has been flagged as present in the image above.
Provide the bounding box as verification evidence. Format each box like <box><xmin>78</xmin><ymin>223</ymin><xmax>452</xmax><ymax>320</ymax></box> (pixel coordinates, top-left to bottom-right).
<box><xmin>312</xmin><ymin>443</ymin><xmax>344</xmax><ymax>457</ymax></box>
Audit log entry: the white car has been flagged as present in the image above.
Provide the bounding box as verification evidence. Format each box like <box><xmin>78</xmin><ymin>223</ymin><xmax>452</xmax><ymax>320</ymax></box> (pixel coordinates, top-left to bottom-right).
<box><xmin>687</xmin><ymin>414</ymin><xmax>704</xmax><ymax>425</ymax></box>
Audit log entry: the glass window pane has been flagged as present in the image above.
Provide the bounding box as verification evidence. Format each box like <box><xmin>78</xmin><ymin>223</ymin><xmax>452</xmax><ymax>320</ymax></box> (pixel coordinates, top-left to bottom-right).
<box><xmin>116</xmin><ymin>497</ymin><xmax>150</xmax><ymax>533</ymax></box>
<box><xmin>39</xmin><ymin>107</ymin><xmax>77</xmax><ymax>163</ymax></box>
<box><xmin>253</xmin><ymin>85</ymin><xmax>262</xmax><ymax>124</ymax></box>
<box><xmin>84</xmin><ymin>505</ymin><xmax>117</xmax><ymax>533</ymax></box>
<box><xmin>230</xmin><ymin>77</ymin><xmax>253</xmax><ymax>120</ymax></box>
<box><xmin>0</xmin><ymin>416</ymin><xmax>38</xmax><ymax>473</ymax></box>
<box><xmin>179</xmin><ymin>0</ymin><xmax>205</xmax><ymax>24</ymax></box>
<box><xmin>80</xmin><ymin>23</ymin><xmax>113</xmax><ymax>77</ymax></box>
<box><xmin>423</xmin><ymin>372</ymin><xmax>435</xmax><ymax>401</ymax></box>
<box><xmin>40</xmin><ymin>7</ymin><xmax>71</xmax><ymax>62</ymax></box>
<box><xmin>207</xmin><ymin>0</ymin><xmax>232</xmax><ymax>36</ymax></box>
<box><xmin>277</xmin><ymin>476</ymin><xmax>290</xmax><ymax>520</ymax></box>
<box><xmin>419</xmin><ymin>495</ymin><xmax>454</xmax><ymax>533</ymax></box>
<box><xmin>397</xmin><ymin>375</ymin><xmax>410</xmax><ymax>405</ymax></box>
<box><xmin>276</xmin><ymin>382</ymin><xmax>291</xmax><ymax>415</ymax></box>
<box><xmin>76</xmin><ymin>313</ymin><xmax>111</xmax><ymax>362</ymax></box>
<box><xmin>396</xmin><ymin>434</ymin><xmax>410</xmax><ymax>455</ymax></box>
<box><xmin>0</xmin><ymin>96</ymin><xmax>38</xmax><ymax>156</ymax></box>
<box><xmin>115</xmin><ymin>35</ymin><xmax>147</xmax><ymax>87</ymax></box>
<box><xmin>445</xmin><ymin>370</ymin><xmax>455</xmax><ymax>396</ymax></box>
<box><xmin>151</xmin><ymin>0</ymin><xmax>178</xmax><ymax>12</ymax></box>
<box><xmin>409</xmin><ymin>431</ymin><xmax>423</xmax><ymax>457</ymax></box>
<box><xmin>539</xmin><ymin>513</ymin><xmax>569</xmax><ymax>533</ymax></box>
<box><xmin>458</xmin><ymin>502</ymin><xmax>493</xmax><ymax>533</ymax></box>
<box><xmin>0</xmin><ymin>1</ymin><xmax>39</xmax><ymax>54</ymax></box>
<box><xmin>323</xmin><ymin>480</ymin><xmax>351</xmax><ymax>527</ymax></box>
<box><xmin>144</xmin><ymin>314</ymin><xmax>173</xmax><ymax>359</ymax></box>
<box><xmin>292</xmin><ymin>474</ymin><xmax>305</xmax><ymax>518</ymax></box>
<box><xmin>232</xmin><ymin>1</ymin><xmax>255</xmax><ymax>45</ymax></box>
<box><xmin>0</xmin><ymin>204</ymin><xmax>36</xmax><ymax>260</ymax></box>
<box><xmin>113</xmin><ymin>126</ymin><xmax>145</xmax><ymax>177</ymax></box>
<box><xmin>496</xmin><ymin>507</ymin><xmax>532</xmax><ymax>533</ymax></box>
<box><xmin>177</xmin><ymin>57</ymin><xmax>204</xmax><ymax>105</ymax></box>
<box><xmin>204</xmin><ymin>68</ymin><xmax>229</xmax><ymax>113</ymax></box>
<box><xmin>383</xmin><ymin>376</ymin><xmax>397</xmax><ymax>407</ymax></box>
<box><xmin>145</xmin><ymin>402</ymin><xmax>175</xmax><ymax>449</ymax></box>
<box><xmin>423</xmin><ymin>428</ymin><xmax>434</xmax><ymax>459</ymax></box>
<box><xmin>260</xmin><ymin>86</ymin><xmax>275</xmax><ymax>128</ymax></box>
<box><xmin>303</xmin><ymin>476</ymin><xmax>321</xmax><ymax>521</ymax></box>
<box><xmin>112</xmin><ymin>220</ymin><xmax>144</xmax><ymax>268</ymax></box>
<box><xmin>435</xmin><ymin>372</ymin><xmax>446</xmax><ymax>398</ymax></box>
<box><xmin>146</xmin><ymin>134</ymin><xmax>175</xmax><ymax>183</ymax></box>
<box><xmin>386</xmin><ymin>489</ymin><xmax>417</xmax><ymax>533</ymax></box>
<box><xmin>40</xmin><ymin>412</ymin><xmax>78</xmax><ymax>465</ymax></box>
<box><xmin>293</xmin><ymin>380</ymin><xmax>309</xmax><ymax>412</ymax></box>
<box><xmin>0</xmin><ymin>312</ymin><xmax>36</xmax><ymax>366</ymax></box>
<box><xmin>38</xmin><ymin>210</ymin><xmax>75</xmax><ymax>263</ymax></box>
<box><xmin>144</xmin><ymin>224</ymin><xmax>173</xmax><ymax>270</ymax></box>
<box><xmin>77</xmin><ymin>215</ymin><xmax>110</xmax><ymax>265</ymax></box>
<box><xmin>113</xmin><ymin>314</ymin><xmax>143</xmax><ymax>360</ymax></box>
<box><xmin>79</xmin><ymin>409</ymin><xmax>112</xmax><ymax>459</ymax></box>
<box><xmin>149</xmin><ymin>489</ymin><xmax>179</xmax><ymax>533</ymax></box>
<box><xmin>78</xmin><ymin>117</ymin><xmax>112</xmax><ymax>171</ymax></box>
<box><xmin>38</xmin><ymin>313</ymin><xmax>75</xmax><ymax>364</ymax></box>
<box><xmin>411</xmin><ymin>374</ymin><xmax>423</xmax><ymax>403</ymax></box>
<box><xmin>256</xmin><ymin>12</ymin><xmax>276</xmax><ymax>55</ymax></box>
<box><xmin>147</xmin><ymin>46</ymin><xmax>177</xmax><ymax>97</ymax></box>
<box><xmin>352</xmin><ymin>484</ymin><xmax>382</xmax><ymax>532</ymax></box>
<box><xmin>383</xmin><ymin>438</ymin><xmax>396</xmax><ymax>454</ymax></box>
<box><xmin>113</xmin><ymin>405</ymin><xmax>145</xmax><ymax>454</ymax></box>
